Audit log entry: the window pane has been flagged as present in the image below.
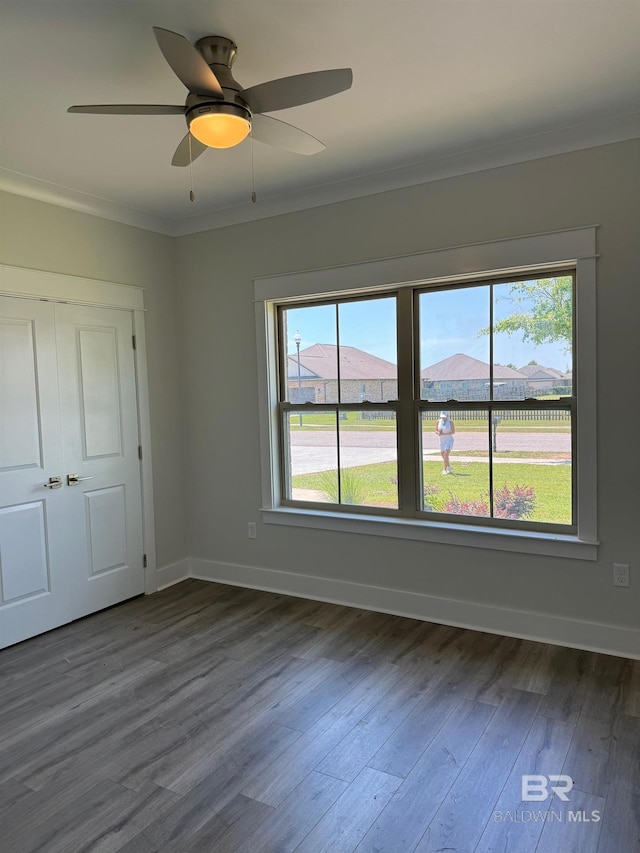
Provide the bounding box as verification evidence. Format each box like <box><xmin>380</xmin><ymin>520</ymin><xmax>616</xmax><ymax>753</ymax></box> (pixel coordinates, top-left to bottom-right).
<box><xmin>286</xmin><ymin>411</ymin><xmax>338</xmax><ymax>502</ymax></box>
<box><xmin>420</xmin><ymin>287</ymin><xmax>491</xmax><ymax>401</ymax></box>
<box><xmin>338</xmin><ymin>410</ymin><xmax>398</xmax><ymax>508</ymax></box>
<box><xmin>493</xmin><ymin>276</ymin><xmax>573</xmax><ymax>401</ymax></box>
<box><xmin>491</xmin><ymin>408</ymin><xmax>572</xmax><ymax>525</ymax></box>
<box><xmin>421</xmin><ymin>410</ymin><xmax>490</xmax><ymax>517</ymax></box>
<box><xmin>286</xmin><ymin>409</ymin><xmax>398</xmax><ymax>508</ymax></box>
<box><xmin>338</xmin><ymin>298</ymin><xmax>397</xmax><ymax>403</ymax></box>
<box><xmin>282</xmin><ymin>304</ymin><xmax>338</xmax><ymax>403</ymax></box>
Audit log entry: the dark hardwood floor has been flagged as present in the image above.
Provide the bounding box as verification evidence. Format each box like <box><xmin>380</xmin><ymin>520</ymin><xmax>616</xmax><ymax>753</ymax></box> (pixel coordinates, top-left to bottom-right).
<box><xmin>1</xmin><ymin>579</ymin><xmax>638</xmax><ymax>852</ymax></box>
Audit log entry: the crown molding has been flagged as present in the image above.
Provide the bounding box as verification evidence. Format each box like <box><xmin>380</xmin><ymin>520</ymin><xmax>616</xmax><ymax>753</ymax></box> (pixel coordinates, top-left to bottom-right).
<box><xmin>0</xmin><ymin>168</ymin><xmax>175</xmax><ymax>235</ymax></box>
<box><xmin>2</xmin><ymin>112</ymin><xmax>638</xmax><ymax>238</ymax></box>
<box><xmin>170</xmin><ymin>112</ymin><xmax>640</xmax><ymax>236</ymax></box>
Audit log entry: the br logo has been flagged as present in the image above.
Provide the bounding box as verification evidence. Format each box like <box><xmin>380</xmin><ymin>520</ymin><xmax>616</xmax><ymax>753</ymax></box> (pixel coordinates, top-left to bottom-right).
<box><xmin>521</xmin><ymin>775</ymin><xmax>574</xmax><ymax>802</ymax></box>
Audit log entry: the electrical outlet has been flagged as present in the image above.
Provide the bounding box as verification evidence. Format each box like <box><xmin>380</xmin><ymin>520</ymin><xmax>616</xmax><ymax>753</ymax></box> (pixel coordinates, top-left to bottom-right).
<box><xmin>613</xmin><ymin>563</ymin><xmax>629</xmax><ymax>587</ymax></box>
<box><xmin>248</xmin><ymin>522</ymin><xmax>257</xmax><ymax>540</ymax></box>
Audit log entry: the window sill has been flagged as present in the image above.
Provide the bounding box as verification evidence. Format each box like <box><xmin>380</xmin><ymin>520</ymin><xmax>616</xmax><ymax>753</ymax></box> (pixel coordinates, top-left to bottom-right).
<box><xmin>261</xmin><ymin>506</ymin><xmax>598</xmax><ymax>561</ymax></box>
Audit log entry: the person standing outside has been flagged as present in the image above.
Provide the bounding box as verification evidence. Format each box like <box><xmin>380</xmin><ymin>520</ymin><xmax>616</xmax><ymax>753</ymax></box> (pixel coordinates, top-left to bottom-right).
<box><xmin>436</xmin><ymin>411</ymin><xmax>455</xmax><ymax>474</ymax></box>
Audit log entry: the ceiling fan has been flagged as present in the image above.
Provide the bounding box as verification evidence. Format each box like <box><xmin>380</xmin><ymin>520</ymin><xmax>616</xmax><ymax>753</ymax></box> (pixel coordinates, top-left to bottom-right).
<box><xmin>68</xmin><ymin>27</ymin><xmax>353</xmax><ymax>166</ymax></box>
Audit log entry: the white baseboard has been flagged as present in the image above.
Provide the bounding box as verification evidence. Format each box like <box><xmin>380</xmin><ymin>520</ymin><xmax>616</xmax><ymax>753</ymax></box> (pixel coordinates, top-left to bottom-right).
<box><xmin>189</xmin><ymin>557</ymin><xmax>640</xmax><ymax>661</ymax></box>
<box><xmin>155</xmin><ymin>558</ymin><xmax>190</xmax><ymax>591</ymax></box>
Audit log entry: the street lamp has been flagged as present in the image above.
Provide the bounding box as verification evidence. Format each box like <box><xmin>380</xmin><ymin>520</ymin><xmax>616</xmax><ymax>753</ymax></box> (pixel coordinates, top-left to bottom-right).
<box><xmin>294</xmin><ymin>330</ymin><xmax>302</xmax><ymax>427</ymax></box>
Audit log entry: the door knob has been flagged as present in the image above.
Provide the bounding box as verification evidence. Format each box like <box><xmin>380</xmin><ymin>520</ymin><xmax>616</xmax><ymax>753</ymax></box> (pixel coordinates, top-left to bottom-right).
<box><xmin>44</xmin><ymin>477</ymin><xmax>62</xmax><ymax>489</ymax></box>
<box><xmin>67</xmin><ymin>474</ymin><xmax>95</xmax><ymax>486</ymax></box>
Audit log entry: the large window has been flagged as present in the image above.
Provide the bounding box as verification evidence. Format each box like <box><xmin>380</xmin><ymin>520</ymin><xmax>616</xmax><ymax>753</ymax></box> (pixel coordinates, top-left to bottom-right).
<box><xmin>277</xmin><ymin>274</ymin><xmax>574</xmax><ymax>532</ymax></box>
<box><xmin>255</xmin><ymin>228</ymin><xmax>597</xmax><ymax>558</ymax></box>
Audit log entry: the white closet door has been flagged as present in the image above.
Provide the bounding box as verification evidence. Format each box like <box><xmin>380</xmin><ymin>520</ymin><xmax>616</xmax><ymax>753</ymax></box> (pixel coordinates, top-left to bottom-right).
<box><xmin>54</xmin><ymin>303</ymin><xmax>144</xmax><ymax>618</ymax></box>
<box><xmin>0</xmin><ymin>298</ymin><xmax>144</xmax><ymax>648</ymax></box>
<box><xmin>0</xmin><ymin>297</ymin><xmax>71</xmax><ymax>646</ymax></box>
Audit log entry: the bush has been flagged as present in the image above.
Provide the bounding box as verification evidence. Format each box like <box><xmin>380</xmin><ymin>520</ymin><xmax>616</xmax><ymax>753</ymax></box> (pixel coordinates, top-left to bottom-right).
<box><xmin>320</xmin><ymin>467</ymin><xmax>368</xmax><ymax>505</ymax></box>
<box><xmin>493</xmin><ymin>484</ymin><xmax>536</xmax><ymax>519</ymax></box>
<box><xmin>426</xmin><ymin>483</ymin><xmax>536</xmax><ymax>520</ymax></box>
<box><xmin>442</xmin><ymin>496</ymin><xmax>490</xmax><ymax>516</ymax></box>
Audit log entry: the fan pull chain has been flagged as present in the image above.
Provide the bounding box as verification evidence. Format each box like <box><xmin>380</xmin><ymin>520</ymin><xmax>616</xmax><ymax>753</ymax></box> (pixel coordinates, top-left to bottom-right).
<box><xmin>188</xmin><ymin>133</ymin><xmax>195</xmax><ymax>202</ymax></box>
<box><xmin>250</xmin><ymin>132</ymin><xmax>256</xmax><ymax>203</ymax></box>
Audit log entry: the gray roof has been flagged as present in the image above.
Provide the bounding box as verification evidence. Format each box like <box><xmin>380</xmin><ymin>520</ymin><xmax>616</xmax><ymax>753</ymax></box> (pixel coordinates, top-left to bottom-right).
<box><xmin>288</xmin><ymin>344</ymin><xmax>397</xmax><ymax>381</ymax></box>
<box><xmin>518</xmin><ymin>364</ymin><xmax>565</xmax><ymax>379</ymax></box>
<box><xmin>421</xmin><ymin>353</ymin><xmax>526</xmax><ymax>380</ymax></box>
<box><xmin>286</xmin><ymin>357</ymin><xmax>318</xmax><ymax>379</ymax></box>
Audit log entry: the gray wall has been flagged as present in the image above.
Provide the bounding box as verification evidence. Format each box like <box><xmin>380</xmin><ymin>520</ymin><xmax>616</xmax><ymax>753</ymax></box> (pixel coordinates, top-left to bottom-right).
<box><xmin>176</xmin><ymin>139</ymin><xmax>640</xmax><ymax>632</ymax></box>
<box><xmin>2</xmin><ymin>139</ymin><xmax>637</xmax><ymax>637</ymax></box>
<box><xmin>0</xmin><ymin>192</ymin><xmax>187</xmax><ymax>569</ymax></box>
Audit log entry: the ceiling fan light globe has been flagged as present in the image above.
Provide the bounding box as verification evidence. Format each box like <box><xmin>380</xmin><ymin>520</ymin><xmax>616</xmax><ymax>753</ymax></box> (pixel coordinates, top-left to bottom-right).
<box><xmin>189</xmin><ymin>112</ymin><xmax>251</xmax><ymax>149</ymax></box>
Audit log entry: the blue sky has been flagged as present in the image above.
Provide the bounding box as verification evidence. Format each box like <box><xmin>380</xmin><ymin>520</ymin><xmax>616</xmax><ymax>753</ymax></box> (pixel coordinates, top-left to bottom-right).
<box><xmin>284</xmin><ymin>283</ymin><xmax>572</xmax><ymax>374</ymax></box>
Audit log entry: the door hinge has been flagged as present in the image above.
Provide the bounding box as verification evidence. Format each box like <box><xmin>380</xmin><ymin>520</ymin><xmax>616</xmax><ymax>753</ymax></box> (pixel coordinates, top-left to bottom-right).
<box><xmin>138</xmin><ymin>445</ymin><xmax>143</xmax><ymax>460</ymax></box>
<box><xmin>132</xmin><ymin>335</ymin><xmax>137</xmax><ymax>350</ymax></box>
<box><xmin>143</xmin><ymin>554</ymin><xmax>148</xmax><ymax>568</ymax></box>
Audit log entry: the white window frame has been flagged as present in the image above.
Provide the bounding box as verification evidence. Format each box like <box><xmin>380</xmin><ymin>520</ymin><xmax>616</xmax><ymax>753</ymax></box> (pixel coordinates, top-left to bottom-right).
<box><xmin>254</xmin><ymin>227</ymin><xmax>598</xmax><ymax>560</ymax></box>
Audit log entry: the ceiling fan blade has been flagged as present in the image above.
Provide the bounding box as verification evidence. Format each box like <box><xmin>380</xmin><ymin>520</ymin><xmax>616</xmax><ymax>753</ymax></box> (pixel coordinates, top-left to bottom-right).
<box><xmin>153</xmin><ymin>27</ymin><xmax>223</xmax><ymax>98</ymax></box>
<box><xmin>171</xmin><ymin>133</ymin><xmax>208</xmax><ymax>167</ymax></box>
<box><xmin>243</xmin><ymin>68</ymin><xmax>352</xmax><ymax>114</ymax></box>
<box><xmin>68</xmin><ymin>104</ymin><xmax>185</xmax><ymax>115</ymax></box>
<box><xmin>251</xmin><ymin>114</ymin><xmax>325</xmax><ymax>155</ymax></box>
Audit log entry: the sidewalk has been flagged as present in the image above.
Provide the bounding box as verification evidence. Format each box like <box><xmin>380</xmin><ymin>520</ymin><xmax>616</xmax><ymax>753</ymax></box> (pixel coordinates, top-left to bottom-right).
<box><xmin>423</xmin><ymin>452</ymin><xmax>570</xmax><ymax>466</ymax></box>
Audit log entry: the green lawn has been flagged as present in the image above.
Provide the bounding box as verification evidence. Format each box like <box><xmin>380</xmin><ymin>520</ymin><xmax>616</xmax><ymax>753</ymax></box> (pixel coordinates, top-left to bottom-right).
<box><xmin>292</xmin><ymin>459</ymin><xmax>571</xmax><ymax>524</ymax></box>
<box><xmin>288</xmin><ymin>412</ymin><xmax>570</xmax><ymax>433</ymax></box>
<box><xmin>289</xmin><ymin>412</ymin><xmax>396</xmax><ymax>430</ymax></box>
<box><xmin>448</xmin><ymin>450</ymin><xmax>570</xmax><ymax>459</ymax></box>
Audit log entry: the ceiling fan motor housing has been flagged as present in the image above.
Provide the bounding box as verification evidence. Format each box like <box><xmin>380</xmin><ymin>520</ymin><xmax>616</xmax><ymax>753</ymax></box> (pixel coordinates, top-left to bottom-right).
<box><xmin>195</xmin><ymin>36</ymin><xmax>244</xmax><ymax>94</ymax></box>
<box><xmin>185</xmin><ymin>94</ymin><xmax>251</xmax><ymax>124</ymax></box>
<box><xmin>186</xmin><ymin>35</ymin><xmax>252</xmax><ymax>136</ymax></box>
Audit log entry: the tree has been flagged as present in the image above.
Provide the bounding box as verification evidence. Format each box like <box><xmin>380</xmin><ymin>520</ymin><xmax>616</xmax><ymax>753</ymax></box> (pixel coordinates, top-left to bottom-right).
<box><xmin>480</xmin><ymin>277</ymin><xmax>573</xmax><ymax>353</ymax></box>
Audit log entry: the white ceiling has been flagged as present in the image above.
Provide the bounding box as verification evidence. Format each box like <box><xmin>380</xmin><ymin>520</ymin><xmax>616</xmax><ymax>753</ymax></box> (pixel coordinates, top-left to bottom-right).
<box><xmin>1</xmin><ymin>0</ymin><xmax>639</xmax><ymax>235</ymax></box>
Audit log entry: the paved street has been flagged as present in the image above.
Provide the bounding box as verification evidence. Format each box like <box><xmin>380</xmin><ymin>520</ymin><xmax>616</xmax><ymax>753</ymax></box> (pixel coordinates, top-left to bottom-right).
<box><xmin>290</xmin><ymin>429</ymin><xmax>570</xmax><ymax>475</ymax></box>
